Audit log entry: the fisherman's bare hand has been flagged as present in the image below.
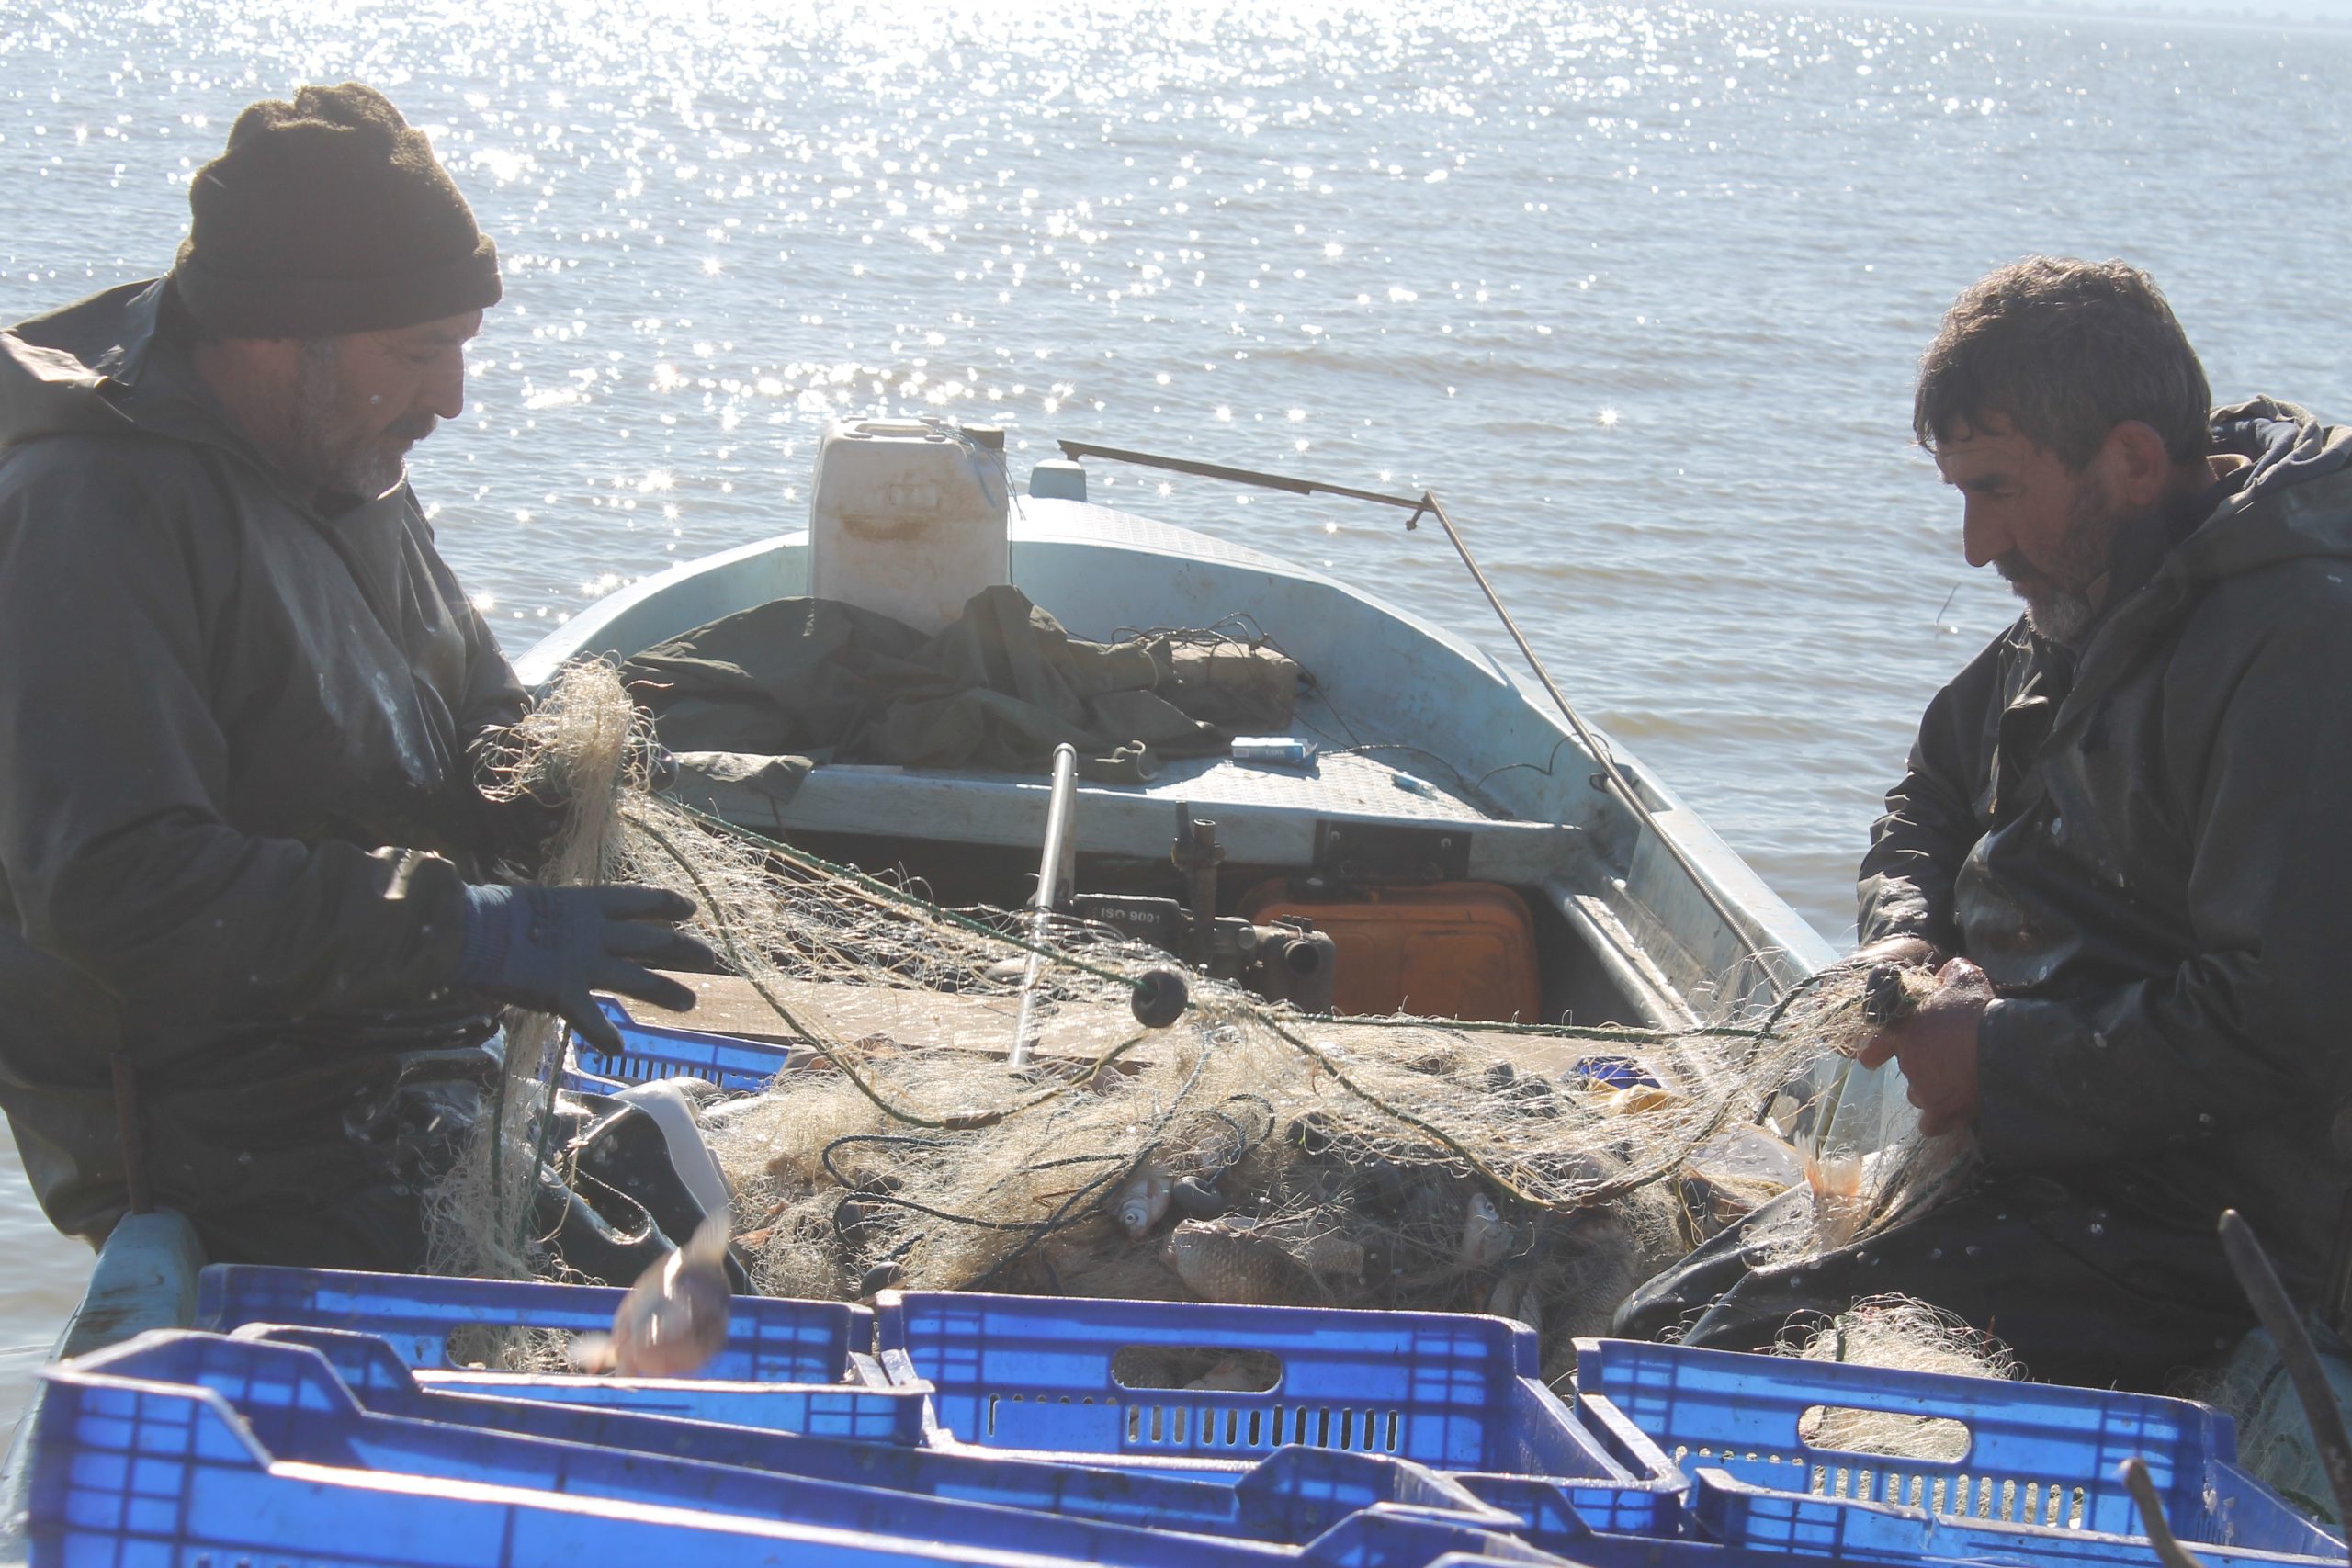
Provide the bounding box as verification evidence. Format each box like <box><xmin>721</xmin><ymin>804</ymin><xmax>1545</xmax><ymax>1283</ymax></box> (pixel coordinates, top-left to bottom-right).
<box><xmin>1842</xmin><ymin>933</ymin><xmax>1943</xmax><ymax>1060</ymax></box>
<box><xmin>1853</xmin><ymin>956</ymin><xmax>1991</xmax><ymax>1137</ymax></box>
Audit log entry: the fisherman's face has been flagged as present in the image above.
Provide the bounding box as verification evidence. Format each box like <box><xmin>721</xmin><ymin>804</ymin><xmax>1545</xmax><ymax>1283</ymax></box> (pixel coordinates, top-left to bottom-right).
<box><xmin>1933</xmin><ymin>413</ymin><xmax>2125</xmax><ymax>647</ymax></box>
<box><xmin>287</xmin><ymin>310</ymin><xmax>481</xmax><ymax>500</ymax></box>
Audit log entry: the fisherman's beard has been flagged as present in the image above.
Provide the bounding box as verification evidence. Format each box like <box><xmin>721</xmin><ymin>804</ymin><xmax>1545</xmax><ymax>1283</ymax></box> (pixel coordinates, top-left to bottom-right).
<box><xmin>1996</xmin><ymin>475</ymin><xmax>2124</xmax><ymax>649</ymax></box>
<box><xmin>286</xmin><ymin>340</ymin><xmax>434</xmax><ymax>502</ymax></box>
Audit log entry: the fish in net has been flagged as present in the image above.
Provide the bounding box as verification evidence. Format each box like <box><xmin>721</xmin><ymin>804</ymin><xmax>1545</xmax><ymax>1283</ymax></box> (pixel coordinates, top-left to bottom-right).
<box><xmin>427</xmin><ymin>662</ymin><xmax>1971</xmax><ymax>1381</ymax></box>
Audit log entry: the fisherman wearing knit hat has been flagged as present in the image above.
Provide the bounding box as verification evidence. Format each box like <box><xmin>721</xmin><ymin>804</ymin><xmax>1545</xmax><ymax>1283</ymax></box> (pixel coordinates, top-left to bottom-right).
<box><xmin>0</xmin><ymin>84</ymin><xmax>708</xmax><ymax>1272</ymax></box>
<box><xmin>175</xmin><ymin>83</ymin><xmax>503</xmax><ymax>341</ymax></box>
<box><xmin>174</xmin><ymin>82</ymin><xmax>507</xmax><ymax>503</ymax></box>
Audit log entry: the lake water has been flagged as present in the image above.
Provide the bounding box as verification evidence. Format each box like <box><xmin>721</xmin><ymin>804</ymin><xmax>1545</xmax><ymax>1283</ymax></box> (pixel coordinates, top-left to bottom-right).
<box><xmin>2</xmin><ymin>0</ymin><xmax>2346</xmax><ymax>1423</ymax></box>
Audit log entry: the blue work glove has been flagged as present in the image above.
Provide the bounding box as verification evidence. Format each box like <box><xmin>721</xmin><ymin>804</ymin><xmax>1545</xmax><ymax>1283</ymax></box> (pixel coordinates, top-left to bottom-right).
<box><xmin>455</xmin><ymin>884</ymin><xmax>715</xmax><ymax>1053</ymax></box>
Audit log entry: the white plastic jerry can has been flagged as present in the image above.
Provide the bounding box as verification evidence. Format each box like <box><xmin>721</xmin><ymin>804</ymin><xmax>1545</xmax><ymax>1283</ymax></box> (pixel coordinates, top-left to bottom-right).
<box><xmin>808</xmin><ymin>417</ymin><xmax>1011</xmax><ymax>633</ymax></box>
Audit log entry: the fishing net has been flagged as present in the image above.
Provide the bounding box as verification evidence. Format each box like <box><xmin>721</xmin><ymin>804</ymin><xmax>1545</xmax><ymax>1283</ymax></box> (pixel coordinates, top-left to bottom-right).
<box><xmin>429</xmin><ymin>662</ymin><xmax>1964</xmax><ymax>1380</ymax></box>
<box><xmin>422</xmin><ymin>663</ymin><xmax>650</xmax><ymax>1286</ymax></box>
<box><xmin>1781</xmin><ymin>1294</ymin><xmax>2021</xmax><ymax>1461</ymax></box>
<box><xmin>2177</xmin><ymin>1337</ymin><xmax>2352</xmax><ymax>1527</ymax></box>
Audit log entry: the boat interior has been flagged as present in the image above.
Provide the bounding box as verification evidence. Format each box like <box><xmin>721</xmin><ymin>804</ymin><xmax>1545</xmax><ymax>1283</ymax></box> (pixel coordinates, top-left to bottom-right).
<box><xmin>522</xmin><ymin>484</ymin><xmax>1836</xmax><ymax>1041</ymax></box>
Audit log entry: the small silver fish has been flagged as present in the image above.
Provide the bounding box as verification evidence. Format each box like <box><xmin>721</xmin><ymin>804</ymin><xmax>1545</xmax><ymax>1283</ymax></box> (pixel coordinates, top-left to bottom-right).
<box><xmin>1458</xmin><ymin>1191</ymin><xmax>1515</xmax><ymax>1269</ymax></box>
<box><xmin>1164</xmin><ymin>1216</ymin><xmax>1363</xmax><ymax>1306</ymax></box>
<box><xmin>1165</xmin><ymin>1218</ymin><xmax>1323</xmax><ymax>1306</ymax></box>
<box><xmin>603</xmin><ymin>1204</ymin><xmax>733</xmax><ymax>1377</ymax></box>
<box><xmin>1114</xmin><ymin>1168</ymin><xmax>1172</xmax><ymax>1238</ymax></box>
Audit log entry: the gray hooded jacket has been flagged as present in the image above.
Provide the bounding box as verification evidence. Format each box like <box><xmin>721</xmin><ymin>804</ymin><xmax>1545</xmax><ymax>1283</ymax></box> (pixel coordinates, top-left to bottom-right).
<box><xmin>0</xmin><ymin>279</ymin><xmax>526</xmax><ymax>1247</ymax></box>
<box><xmin>1860</xmin><ymin>400</ymin><xmax>2352</xmax><ymax>1300</ymax></box>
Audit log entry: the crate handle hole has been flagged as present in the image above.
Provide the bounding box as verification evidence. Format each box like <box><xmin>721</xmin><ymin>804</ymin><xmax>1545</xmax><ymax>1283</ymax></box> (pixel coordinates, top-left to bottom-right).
<box><xmin>1798</xmin><ymin>1404</ymin><xmax>1972</xmax><ymax>1463</ymax></box>
<box><xmin>1111</xmin><ymin>1346</ymin><xmax>1282</xmax><ymax>1393</ymax></box>
<box><xmin>443</xmin><ymin>1325</ymin><xmax>590</xmax><ymax>1371</ymax></box>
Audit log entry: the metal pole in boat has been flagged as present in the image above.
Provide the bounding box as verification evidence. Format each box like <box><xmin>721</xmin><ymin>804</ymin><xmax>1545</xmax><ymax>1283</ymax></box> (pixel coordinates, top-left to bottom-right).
<box><xmin>1036</xmin><ymin>740</ymin><xmax>1080</xmax><ymax>912</ymax></box>
<box><xmin>1009</xmin><ymin>743</ymin><xmax>1080</xmax><ymax>1069</ymax></box>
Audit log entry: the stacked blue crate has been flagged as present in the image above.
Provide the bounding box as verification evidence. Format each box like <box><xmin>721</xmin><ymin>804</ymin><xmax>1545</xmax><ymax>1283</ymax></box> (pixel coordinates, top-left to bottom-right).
<box><xmin>197</xmin><ymin>1261</ymin><xmax>865</xmax><ymax>1378</ymax></box>
<box><xmin>254</xmin><ymin>1323</ymin><xmax>1567</xmax><ymax>1546</ymax></box>
<box><xmin>874</xmin><ymin>1289</ymin><xmax>1690</xmax><ymax>1538</ymax></box>
<box><xmin>193</xmin><ymin>1262</ymin><xmax>929</xmax><ymax>1436</ymax></box>
<box><xmin>1576</xmin><ymin>1337</ymin><xmax>2347</xmax><ymax>1568</ymax></box>
<box><xmin>27</xmin><ymin>1330</ymin><xmax>1571</xmax><ymax>1568</ymax></box>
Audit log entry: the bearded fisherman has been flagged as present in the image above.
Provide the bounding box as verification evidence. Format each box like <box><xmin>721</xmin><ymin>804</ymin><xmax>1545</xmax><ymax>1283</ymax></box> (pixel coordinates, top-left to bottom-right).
<box><xmin>1620</xmin><ymin>257</ymin><xmax>2352</xmax><ymax>1392</ymax></box>
<box><xmin>0</xmin><ymin>83</ymin><xmax>710</xmax><ymax>1269</ymax></box>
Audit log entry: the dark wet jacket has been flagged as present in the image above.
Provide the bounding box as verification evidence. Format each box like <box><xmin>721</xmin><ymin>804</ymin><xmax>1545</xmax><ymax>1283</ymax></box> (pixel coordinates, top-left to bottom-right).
<box><xmin>1860</xmin><ymin>400</ymin><xmax>2352</xmax><ymax>1302</ymax></box>
<box><xmin>0</xmin><ymin>279</ymin><xmax>527</xmax><ymax>1253</ymax></box>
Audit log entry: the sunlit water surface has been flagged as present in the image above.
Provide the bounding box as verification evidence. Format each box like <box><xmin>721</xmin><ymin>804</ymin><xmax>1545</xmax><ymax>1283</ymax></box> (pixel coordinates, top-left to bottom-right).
<box><xmin>2</xmin><ymin>0</ymin><xmax>2346</xmax><ymax>1419</ymax></box>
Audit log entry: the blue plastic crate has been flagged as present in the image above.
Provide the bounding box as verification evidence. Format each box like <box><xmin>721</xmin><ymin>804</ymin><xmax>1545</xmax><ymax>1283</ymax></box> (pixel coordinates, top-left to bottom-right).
<box><xmin>1430</xmin><ymin>1486</ymin><xmax>1983</xmax><ymax>1568</ymax></box>
<box><xmin>1576</xmin><ymin>1337</ymin><xmax>2346</xmax><ymax>1568</ymax></box>
<box><xmin>875</xmin><ymin>1290</ymin><xmax>1687</xmax><ymax>1536</ymax></box>
<box><xmin>196</xmin><ymin>1261</ymin><xmax>865</xmax><ymax>1382</ymax></box>
<box><xmin>570</xmin><ymin>994</ymin><xmax>805</xmax><ymax>1090</ymax></box>
<box><xmin>29</xmin><ymin>1331</ymin><xmax>1568</xmax><ymax>1568</ymax></box>
<box><xmin>242</xmin><ymin>1323</ymin><xmax>930</xmax><ymax>1443</ymax></box>
<box><xmin>237</xmin><ymin>1325</ymin><xmax>1540</xmax><ymax>1547</ymax></box>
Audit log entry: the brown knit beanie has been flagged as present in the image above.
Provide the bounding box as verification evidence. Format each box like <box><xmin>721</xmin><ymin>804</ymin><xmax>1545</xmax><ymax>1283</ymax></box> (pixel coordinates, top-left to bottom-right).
<box><xmin>170</xmin><ymin>83</ymin><xmax>502</xmax><ymax>339</ymax></box>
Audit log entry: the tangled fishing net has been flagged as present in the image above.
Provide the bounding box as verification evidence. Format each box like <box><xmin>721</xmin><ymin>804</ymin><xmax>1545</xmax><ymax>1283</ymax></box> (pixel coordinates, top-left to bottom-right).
<box><xmin>423</xmin><ymin>662</ymin><xmax>649</xmax><ymax>1286</ymax></box>
<box><xmin>1781</xmin><ymin>1295</ymin><xmax>2022</xmax><ymax>1461</ymax></box>
<box><xmin>429</xmin><ymin>663</ymin><xmax>1971</xmax><ymax>1381</ymax></box>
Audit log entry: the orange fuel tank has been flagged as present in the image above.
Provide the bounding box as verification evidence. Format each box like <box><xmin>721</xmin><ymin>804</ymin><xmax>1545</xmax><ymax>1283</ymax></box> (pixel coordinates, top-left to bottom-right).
<box><xmin>1237</xmin><ymin>880</ymin><xmax>1543</xmax><ymax>1022</ymax></box>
